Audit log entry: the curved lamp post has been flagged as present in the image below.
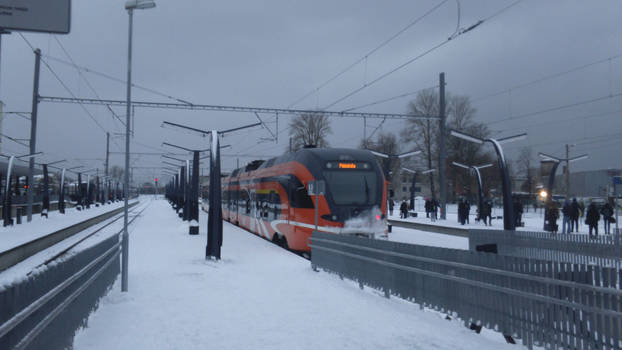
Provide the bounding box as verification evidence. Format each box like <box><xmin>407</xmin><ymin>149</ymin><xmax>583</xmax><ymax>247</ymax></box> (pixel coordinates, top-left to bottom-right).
<box><xmin>450</xmin><ymin>130</ymin><xmax>527</xmax><ymax>231</ymax></box>
<box><xmin>401</xmin><ymin>167</ymin><xmax>436</xmax><ymax>210</ymax></box>
<box><xmin>537</xmin><ymin>152</ymin><xmax>588</xmax><ymax>230</ymax></box>
<box><xmin>451</xmin><ymin>161</ymin><xmax>493</xmax><ymax>221</ymax></box>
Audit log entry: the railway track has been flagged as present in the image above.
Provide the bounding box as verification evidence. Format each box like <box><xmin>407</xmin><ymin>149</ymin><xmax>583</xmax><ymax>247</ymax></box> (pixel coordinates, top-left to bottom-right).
<box><xmin>0</xmin><ymin>201</ymin><xmax>140</xmax><ymax>272</ymax></box>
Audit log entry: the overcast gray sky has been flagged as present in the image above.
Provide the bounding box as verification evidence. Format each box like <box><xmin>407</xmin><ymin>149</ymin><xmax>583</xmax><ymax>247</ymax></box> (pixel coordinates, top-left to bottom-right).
<box><xmin>1</xmin><ymin>0</ymin><xmax>621</xmax><ymax>184</ymax></box>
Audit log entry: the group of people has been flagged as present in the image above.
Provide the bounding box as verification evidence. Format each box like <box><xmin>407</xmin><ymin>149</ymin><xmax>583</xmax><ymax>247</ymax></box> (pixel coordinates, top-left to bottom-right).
<box><xmin>546</xmin><ymin>198</ymin><xmax>616</xmax><ymax>237</ymax></box>
<box><xmin>424</xmin><ymin>198</ymin><xmax>439</xmax><ymax>221</ymax></box>
<box><xmin>388</xmin><ymin>199</ymin><xmax>412</xmax><ymax>219</ymax></box>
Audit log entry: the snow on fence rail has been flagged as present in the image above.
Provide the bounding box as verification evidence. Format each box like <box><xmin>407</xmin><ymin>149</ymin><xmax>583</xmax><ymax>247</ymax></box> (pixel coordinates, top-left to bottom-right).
<box><xmin>0</xmin><ymin>234</ymin><xmax>120</xmax><ymax>350</ymax></box>
<box><xmin>469</xmin><ymin>229</ymin><xmax>622</xmax><ymax>268</ymax></box>
<box><xmin>310</xmin><ymin>231</ymin><xmax>622</xmax><ymax>350</ymax></box>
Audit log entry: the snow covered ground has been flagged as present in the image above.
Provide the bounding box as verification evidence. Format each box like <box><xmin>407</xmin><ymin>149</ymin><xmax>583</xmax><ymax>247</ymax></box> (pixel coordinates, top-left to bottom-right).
<box><xmin>389</xmin><ymin>202</ymin><xmax>621</xmax><ymax>234</ymax></box>
<box><xmin>385</xmin><ymin>226</ymin><xmax>468</xmax><ymax>249</ymax></box>
<box><xmin>72</xmin><ymin>199</ymin><xmax>518</xmax><ymax>350</ymax></box>
<box><xmin>0</xmin><ymin>200</ymin><xmax>137</xmax><ymax>253</ymax></box>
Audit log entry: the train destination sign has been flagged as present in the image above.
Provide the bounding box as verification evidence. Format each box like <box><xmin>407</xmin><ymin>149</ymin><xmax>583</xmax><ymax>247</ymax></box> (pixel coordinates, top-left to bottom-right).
<box><xmin>0</xmin><ymin>0</ymin><xmax>71</xmax><ymax>34</ymax></box>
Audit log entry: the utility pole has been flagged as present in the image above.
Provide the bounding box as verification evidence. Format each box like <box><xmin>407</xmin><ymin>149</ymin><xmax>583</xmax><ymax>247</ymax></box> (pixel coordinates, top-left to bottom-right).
<box><xmin>105</xmin><ymin>132</ymin><xmax>110</xmax><ymax>176</ymax></box>
<box><xmin>26</xmin><ymin>49</ymin><xmax>41</xmax><ymax>222</ymax></box>
<box><xmin>439</xmin><ymin>72</ymin><xmax>447</xmax><ymax>220</ymax></box>
<box><xmin>565</xmin><ymin>143</ymin><xmax>570</xmax><ymax>199</ymax></box>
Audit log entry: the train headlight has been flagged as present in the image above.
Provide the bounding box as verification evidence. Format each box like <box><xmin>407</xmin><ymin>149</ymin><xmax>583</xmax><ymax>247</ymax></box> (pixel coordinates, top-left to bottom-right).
<box><xmin>375</xmin><ymin>215</ymin><xmax>381</xmax><ymax>221</ymax></box>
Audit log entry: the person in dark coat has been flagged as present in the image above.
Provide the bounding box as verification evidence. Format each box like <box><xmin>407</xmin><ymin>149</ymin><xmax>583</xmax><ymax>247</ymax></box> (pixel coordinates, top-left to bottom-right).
<box><xmin>481</xmin><ymin>199</ymin><xmax>492</xmax><ymax>226</ymax></box>
<box><xmin>545</xmin><ymin>201</ymin><xmax>559</xmax><ymax>233</ymax></box>
<box><xmin>424</xmin><ymin>198</ymin><xmax>431</xmax><ymax>218</ymax></box>
<box><xmin>570</xmin><ymin>198</ymin><xmax>580</xmax><ymax>232</ymax></box>
<box><xmin>430</xmin><ymin>198</ymin><xmax>438</xmax><ymax>222</ymax></box>
<box><xmin>600</xmin><ymin>202</ymin><xmax>614</xmax><ymax>234</ymax></box>
<box><xmin>389</xmin><ymin>199</ymin><xmax>395</xmax><ymax>216</ymax></box>
<box><xmin>586</xmin><ymin>202</ymin><xmax>600</xmax><ymax>237</ymax></box>
<box><xmin>399</xmin><ymin>200</ymin><xmax>408</xmax><ymax>219</ymax></box>
<box><xmin>458</xmin><ymin>199</ymin><xmax>465</xmax><ymax>225</ymax></box>
<box><xmin>561</xmin><ymin>200</ymin><xmax>571</xmax><ymax>234</ymax></box>
<box><xmin>465</xmin><ymin>200</ymin><xmax>471</xmax><ymax>224</ymax></box>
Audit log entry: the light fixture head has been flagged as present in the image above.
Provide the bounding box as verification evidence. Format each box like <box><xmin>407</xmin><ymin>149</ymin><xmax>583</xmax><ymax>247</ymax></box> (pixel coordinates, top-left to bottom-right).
<box><xmin>125</xmin><ymin>0</ymin><xmax>156</xmax><ymax>10</ymax></box>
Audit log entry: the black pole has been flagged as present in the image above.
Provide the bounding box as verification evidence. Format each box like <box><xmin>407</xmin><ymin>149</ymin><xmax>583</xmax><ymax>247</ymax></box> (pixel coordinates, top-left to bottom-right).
<box><xmin>543</xmin><ymin>161</ymin><xmax>561</xmax><ymax>230</ymax></box>
<box><xmin>26</xmin><ymin>48</ymin><xmax>41</xmax><ymax>222</ymax></box>
<box><xmin>183</xmin><ymin>162</ymin><xmax>190</xmax><ymax>221</ymax></box>
<box><xmin>409</xmin><ymin>172</ymin><xmax>417</xmax><ymax>210</ymax></box>
<box><xmin>3</xmin><ymin>173</ymin><xmax>12</xmax><ymax>226</ymax></box>
<box><xmin>190</xmin><ymin>151</ymin><xmax>200</xmax><ymax>234</ymax></box>
<box><xmin>488</xmin><ymin>139</ymin><xmax>515</xmax><ymax>230</ymax></box>
<box><xmin>207</xmin><ymin>131</ymin><xmax>223</xmax><ymax>259</ymax></box>
<box><xmin>42</xmin><ymin>164</ymin><xmax>50</xmax><ymax>217</ymax></box>
<box><xmin>472</xmin><ymin>167</ymin><xmax>484</xmax><ymax>221</ymax></box>
<box><xmin>77</xmin><ymin>173</ymin><xmax>83</xmax><ymax>208</ymax></box>
<box><xmin>59</xmin><ymin>169</ymin><xmax>66</xmax><ymax>214</ymax></box>
<box><xmin>179</xmin><ymin>166</ymin><xmax>186</xmax><ymax>218</ymax></box>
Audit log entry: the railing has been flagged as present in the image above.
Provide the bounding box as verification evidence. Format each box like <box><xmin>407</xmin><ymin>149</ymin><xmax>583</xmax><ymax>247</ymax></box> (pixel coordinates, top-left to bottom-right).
<box><xmin>310</xmin><ymin>231</ymin><xmax>622</xmax><ymax>350</ymax></box>
<box><xmin>0</xmin><ymin>234</ymin><xmax>120</xmax><ymax>350</ymax></box>
<box><xmin>469</xmin><ymin>229</ymin><xmax>622</xmax><ymax>267</ymax></box>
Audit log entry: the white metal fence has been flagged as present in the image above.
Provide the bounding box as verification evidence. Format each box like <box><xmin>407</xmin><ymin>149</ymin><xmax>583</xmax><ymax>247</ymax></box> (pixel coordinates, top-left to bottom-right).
<box><xmin>310</xmin><ymin>231</ymin><xmax>622</xmax><ymax>350</ymax></box>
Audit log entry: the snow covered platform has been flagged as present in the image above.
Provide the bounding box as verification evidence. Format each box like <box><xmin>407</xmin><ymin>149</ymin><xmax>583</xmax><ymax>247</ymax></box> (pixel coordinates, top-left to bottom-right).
<box><xmin>73</xmin><ymin>199</ymin><xmax>517</xmax><ymax>350</ymax></box>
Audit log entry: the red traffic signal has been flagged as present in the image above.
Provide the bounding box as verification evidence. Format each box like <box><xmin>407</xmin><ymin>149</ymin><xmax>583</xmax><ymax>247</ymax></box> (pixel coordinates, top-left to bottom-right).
<box><xmin>154</xmin><ymin>178</ymin><xmax>158</xmax><ymax>182</ymax></box>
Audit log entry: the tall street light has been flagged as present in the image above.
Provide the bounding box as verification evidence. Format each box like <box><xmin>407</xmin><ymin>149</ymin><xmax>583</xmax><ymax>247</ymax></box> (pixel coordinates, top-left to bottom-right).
<box><xmin>123</xmin><ymin>0</ymin><xmax>155</xmax><ymax>292</ymax></box>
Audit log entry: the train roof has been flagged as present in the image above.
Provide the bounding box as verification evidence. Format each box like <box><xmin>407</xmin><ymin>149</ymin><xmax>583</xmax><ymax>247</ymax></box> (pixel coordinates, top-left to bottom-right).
<box><xmin>227</xmin><ymin>147</ymin><xmax>379</xmax><ymax>178</ymax></box>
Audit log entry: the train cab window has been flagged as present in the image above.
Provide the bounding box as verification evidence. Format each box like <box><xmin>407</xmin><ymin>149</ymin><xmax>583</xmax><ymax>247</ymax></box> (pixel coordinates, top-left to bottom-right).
<box><xmin>289</xmin><ymin>177</ymin><xmax>314</xmax><ymax>209</ymax></box>
<box><xmin>270</xmin><ymin>191</ymin><xmax>280</xmax><ymax>219</ymax></box>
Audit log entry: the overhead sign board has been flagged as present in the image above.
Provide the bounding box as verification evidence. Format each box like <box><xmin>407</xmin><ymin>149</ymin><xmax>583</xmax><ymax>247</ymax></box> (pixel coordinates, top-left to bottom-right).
<box><xmin>614</xmin><ymin>176</ymin><xmax>622</xmax><ymax>185</ymax></box>
<box><xmin>0</xmin><ymin>0</ymin><xmax>71</xmax><ymax>34</ymax></box>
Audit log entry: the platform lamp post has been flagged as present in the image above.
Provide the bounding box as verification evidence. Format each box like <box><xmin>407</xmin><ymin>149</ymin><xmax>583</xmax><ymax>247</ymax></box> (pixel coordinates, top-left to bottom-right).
<box><xmin>368</xmin><ymin>149</ymin><xmax>421</xmax><ymax>216</ymax></box>
<box><xmin>161</xmin><ymin>120</ymin><xmax>261</xmax><ymax>260</ymax></box>
<box><xmin>37</xmin><ymin>159</ymin><xmax>65</xmax><ymax>218</ymax></box>
<box><xmin>450</xmin><ymin>130</ymin><xmax>527</xmax><ymax>231</ymax></box>
<box><xmin>537</xmin><ymin>152</ymin><xmax>588</xmax><ymax>231</ymax></box>
<box><xmin>162</xmin><ymin>142</ymin><xmax>209</xmax><ymax>234</ymax></box>
<box><xmin>2</xmin><ymin>152</ymin><xmax>42</xmax><ymax>226</ymax></box>
<box><xmin>451</xmin><ymin>162</ymin><xmax>493</xmax><ymax>221</ymax></box>
<box><xmin>51</xmin><ymin>165</ymin><xmax>82</xmax><ymax>215</ymax></box>
<box><xmin>82</xmin><ymin>169</ymin><xmax>97</xmax><ymax>209</ymax></box>
<box><xmin>162</xmin><ymin>160</ymin><xmax>185</xmax><ymax>215</ymax></box>
<box><xmin>122</xmin><ymin>0</ymin><xmax>156</xmax><ymax>293</ymax></box>
<box><xmin>401</xmin><ymin>168</ymin><xmax>436</xmax><ymax>211</ymax></box>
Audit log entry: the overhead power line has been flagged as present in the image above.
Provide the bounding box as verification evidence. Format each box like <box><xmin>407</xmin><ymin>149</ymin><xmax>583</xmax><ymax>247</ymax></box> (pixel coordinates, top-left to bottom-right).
<box><xmin>19</xmin><ymin>33</ymin><xmax>122</xmax><ymax>151</ymax></box>
<box><xmin>323</xmin><ymin>1</ymin><xmax>521</xmax><ymax>110</ymax></box>
<box><xmin>287</xmin><ymin>0</ymin><xmax>453</xmax><ymax>109</ymax></box>
<box><xmin>487</xmin><ymin>92</ymin><xmax>622</xmax><ymax>125</ymax></box>
<box><xmin>474</xmin><ymin>53</ymin><xmax>622</xmax><ymax>102</ymax></box>
<box><xmin>43</xmin><ymin>54</ymin><xmax>194</xmax><ymax>105</ymax></box>
<box><xmin>341</xmin><ymin>85</ymin><xmax>438</xmax><ymax>112</ymax></box>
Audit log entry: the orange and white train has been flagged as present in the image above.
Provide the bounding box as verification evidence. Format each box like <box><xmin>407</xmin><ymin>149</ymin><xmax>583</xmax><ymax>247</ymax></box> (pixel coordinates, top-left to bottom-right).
<box><xmin>221</xmin><ymin>148</ymin><xmax>388</xmax><ymax>253</ymax></box>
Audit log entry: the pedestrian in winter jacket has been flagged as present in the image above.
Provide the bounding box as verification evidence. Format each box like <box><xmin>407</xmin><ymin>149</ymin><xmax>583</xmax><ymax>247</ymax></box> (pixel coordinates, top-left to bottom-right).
<box><xmin>400</xmin><ymin>201</ymin><xmax>408</xmax><ymax>219</ymax></box>
<box><xmin>600</xmin><ymin>202</ymin><xmax>614</xmax><ymax>234</ymax></box>
<box><xmin>562</xmin><ymin>200</ymin><xmax>572</xmax><ymax>233</ymax></box>
<box><xmin>545</xmin><ymin>201</ymin><xmax>559</xmax><ymax>233</ymax></box>
<box><xmin>586</xmin><ymin>202</ymin><xmax>600</xmax><ymax>237</ymax></box>
<box><xmin>570</xmin><ymin>198</ymin><xmax>580</xmax><ymax>232</ymax></box>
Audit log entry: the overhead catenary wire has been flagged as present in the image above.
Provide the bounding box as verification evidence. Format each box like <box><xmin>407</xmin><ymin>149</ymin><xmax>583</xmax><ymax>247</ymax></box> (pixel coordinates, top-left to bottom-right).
<box><xmin>473</xmin><ymin>53</ymin><xmax>622</xmax><ymax>102</ymax></box>
<box><xmin>19</xmin><ymin>33</ymin><xmax>123</xmax><ymax>151</ymax></box>
<box><xmin>322</xmin><ymin>0</ymin><xmax>521</xmax><ymax>110</ymax></box>
<box><xmin>341</xmin><ymin>85</ymin><xmax>438</xmax><ymax>112</ymax></box>
<box><xmin>487</xmin><ymin>92</ymin><xmax>622</xmax><ymax>126</ymax></box>
<box><xmin>287</xmin><ymin>0</ymin><xmax>454</xmax><ymax>109</ymax></box>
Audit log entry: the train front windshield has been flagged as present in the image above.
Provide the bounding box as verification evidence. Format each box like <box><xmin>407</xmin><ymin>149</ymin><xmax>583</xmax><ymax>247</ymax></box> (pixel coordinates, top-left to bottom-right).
<box><xmin>323</xmin><ymin>170</ymin><xmax>378</xmax><ymax>206</ymax></box>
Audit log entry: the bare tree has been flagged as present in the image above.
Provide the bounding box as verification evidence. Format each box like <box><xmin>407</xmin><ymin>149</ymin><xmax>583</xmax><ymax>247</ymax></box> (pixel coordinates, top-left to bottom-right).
<box><xmin>289</xmin><ymin>113</ymin><xmax>332</xmax><ymax>151</ymax></box>
<box><xmin>110</xmin><ymin>165</ymin><xmax>124</xmax><ymax>182</ymax></box>
<box><xmin>401</xmin><ymin>88</ymin><xmax>438</xmax><ymax>198</ymax></box>
<box><xmin>446</xmin><ymin>94</ymin><xmax>493</xmax><ymax>201</ymax></box>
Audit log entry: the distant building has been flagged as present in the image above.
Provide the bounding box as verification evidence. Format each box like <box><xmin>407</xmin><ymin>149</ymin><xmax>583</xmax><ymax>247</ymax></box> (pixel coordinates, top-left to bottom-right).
<box><xmin>552</xmin><ymin>168</ymin><xmax>621</xmax><ymax>198</ymax></box>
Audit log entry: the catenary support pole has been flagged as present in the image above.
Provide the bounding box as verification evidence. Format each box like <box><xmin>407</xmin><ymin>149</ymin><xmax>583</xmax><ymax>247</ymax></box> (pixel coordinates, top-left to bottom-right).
<box><xmin>26</xmin><ymin>49</ymin><xmax>41</xmax><ymax>222</ymax></box>
<box><xmin>439</xmin><ymin>72</ymin><xmax>447</xmax><ymax>220</ymax></box>
<box><xmin>189</xmin><ymin>151</ymin><xmax>199</xmax><ymax>234</ymax></box>
<box><xmin>41</xmin><ymin>164</ymin><xmax>49</xmax><ymax>217</ymax></box>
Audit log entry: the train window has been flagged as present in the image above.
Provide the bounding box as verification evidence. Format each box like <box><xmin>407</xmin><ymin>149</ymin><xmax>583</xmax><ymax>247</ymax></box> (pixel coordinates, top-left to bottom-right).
<box><xmin>289</xmin><ymin>177</ymin><xmax>314</xmax><ymax>209</ymax></box>
<box><xmin>323</xmin><ymin>170</ymin><xmax>378</xmax><ymax>206</ymax></box>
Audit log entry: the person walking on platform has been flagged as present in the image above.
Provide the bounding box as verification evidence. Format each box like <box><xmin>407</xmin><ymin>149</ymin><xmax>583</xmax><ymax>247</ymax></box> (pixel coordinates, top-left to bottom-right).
<box><xmin>389</xmin><ymin>199</ymin><xmax>395</xmax><ymax>216</ymax></box>
<box><xmin>586</xmin><ymin>202</ymin><xmax>600</xmax><ymax>238</ymax></box>
<box><xmin>601</xmin><ymin>201</ymin><xmax>614</xmax><ymax>234</ymax></box>
<box><xmin>399</xmin><ymin>200</ymin><xmax>407</xmax><ymax>219</ymax></box>
<box><xmin>545</xmin><ymin>201</ymin><xmax>559</xmax><ymax>233</ymax></box>
<box><xmin>425</xmin><ymin>198</ymin><xmax>431</xmax><ymax>218</ymax></box>
<box><xmin>481</xmin><ymin>199</ymin><xmax>492</xmax><ymax>226</ymax></box>
<box><xmin>562</xmin><ymin>200</ymin><xmax>571</xmax><ymax>234</ymax></box>
<box><xmin>430</xmin><ymin>198</ymin><xmax>438</xmax><ymax>222</ymax></box>
<box><xmin>570</xmin><ymin>198</ymin><xmax>580</xmax><ymax>232</ymax></box>
<box><xmin>458</xmin><ymin>199</ymin><xmax>466</xmax><ymax>225</ymax></box>
<box><xmin>465</xmin><ymin>200</ymin><xmax>471</xmax><ymax>224</ymax></box>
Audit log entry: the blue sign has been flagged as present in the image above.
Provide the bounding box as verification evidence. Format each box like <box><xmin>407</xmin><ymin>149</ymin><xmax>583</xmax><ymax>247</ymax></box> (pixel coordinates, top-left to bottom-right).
<box><xmin>614</xmin><ymin>176</ymin><xmax>622</xmax><ymax>185</ymax></box>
